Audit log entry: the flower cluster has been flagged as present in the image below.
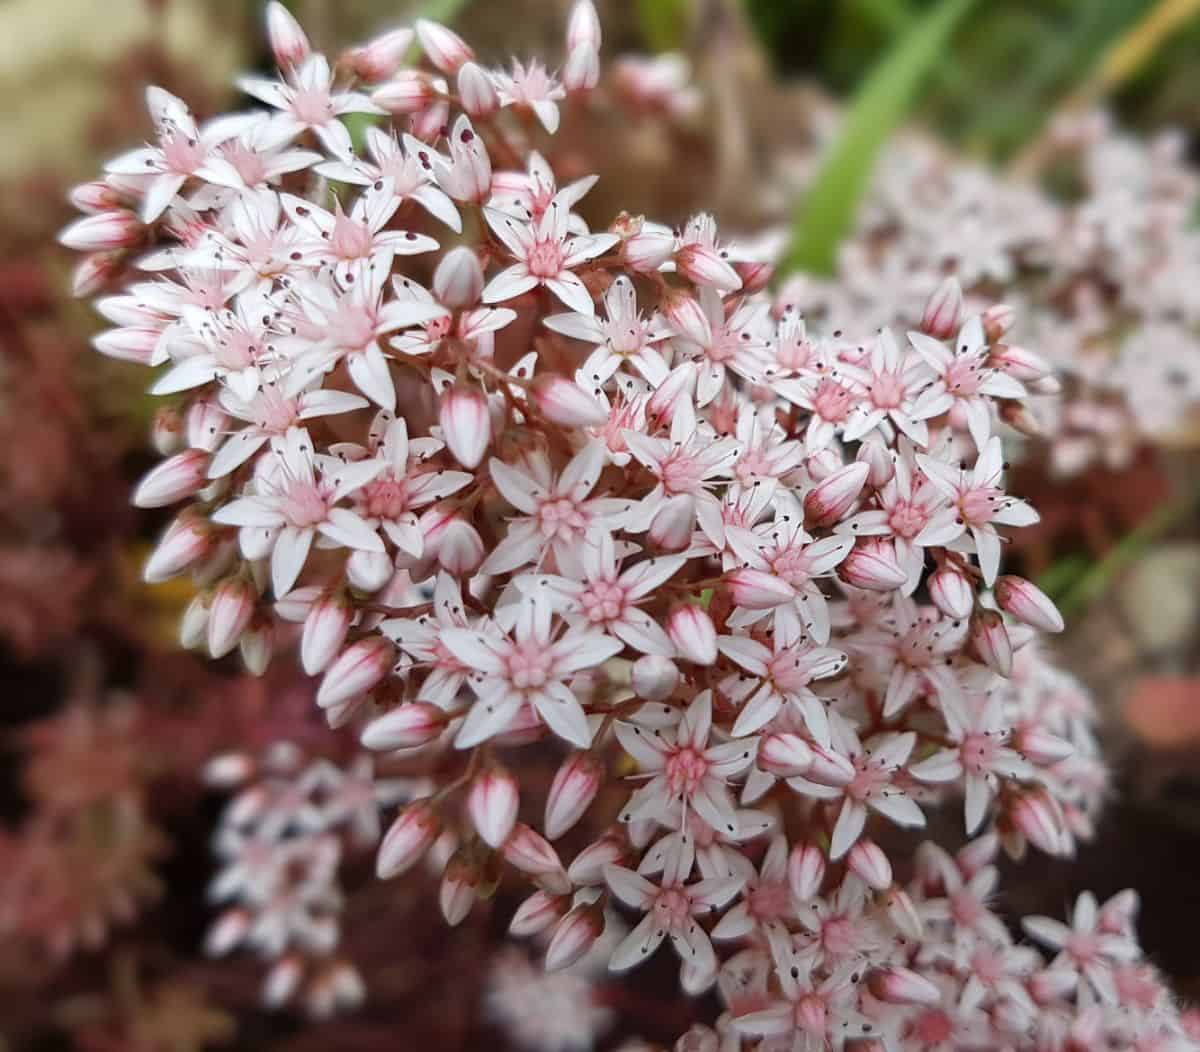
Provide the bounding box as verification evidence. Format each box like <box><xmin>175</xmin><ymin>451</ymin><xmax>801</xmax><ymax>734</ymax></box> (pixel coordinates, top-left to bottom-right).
<box><xmin>61</xmin><ymin>3</ymin><xmax>1194</xmax><ymax>1046</ymax></box>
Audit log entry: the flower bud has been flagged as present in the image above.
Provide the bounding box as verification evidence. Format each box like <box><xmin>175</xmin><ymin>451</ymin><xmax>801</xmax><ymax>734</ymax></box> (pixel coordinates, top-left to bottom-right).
<box><xmin>982</xmin><ymin>303</ymin><xmax>1015</xmax><ymax>343</ymax></box>
<box><xmin>623</xmin><ymin>227</ymin><xmax>676</xmax><ymax>273</ymax></box>
<box><xmin>758</xmin><ymin>733</ymin><xmax>814</xmax><ymax>778</ymax></box>
<box><xmin>132</xmin><ymin>448</ymin><xmax>209</xmax><ymax>508</ymax></box>
<box><xmin>205</xmin><ymin>908</ymin><xmax>250</xmax><ymax>956</ymax></box>
<box><xmin>145</xmin><ymin>515</ymin><xmax>212</xmax><ymax>583</ymax></box>
<box><xmin>568</xmin><ymin>831</ymin><xmax>630</xmax><ymax>885</ymax></box>
<box><xmin>438</xmin><ymin>516</ymin><xmax>485</xmax><ymax>575</ymax></box>
<box><xmin>186</xmin><ymin>399</ymin><xmax>228</xmax><ymax>453</ymax></box>
<box><xmin>299</xmin><ymin>591</ymin><xmax>352</xmax><ymax>675</ymax></box>
<box><xmin>439</xmin><ymin>382</ymin><xmax>491</xmax><ymax>468</ymax></box>
<box><xmin>59</xmin><ymin>210</ymin><xmax>143</xmax><ymax>252</ymax></box>
<box><xmin>545</xmin><ymin>752</ymin><xmax>602</xmax><ymax>839</ymax></box>
<box><xmin>847</xmin><ymin>839</ymin><xmax>892</xmax><ymax>891</ymax></box>
<box><xmin>920</xmin><ymin>276</ymin><xmax>963</xmax><ymax>340</ymax></box>
<box><xmin>805</xmin><ymin>461</ymin><xmax>869</xmax><ymax>527</ymax></box>
<box><xmin>999</xmin><ymin>401</ymin><xmax>1042</xmax><ymax>439</ymax></box>
<box><xmin>509</xmin><ymin>890</ymin><xmax>569</xmax><ymax>937</ymax></box>
<box><xmin>805</xmin><ymin>744</ymin><xmax>856</xmax><ymax>787</ymax></box>
<box><xmin>456</xmin><ymin>61</ymin><xmax>499</xmax><ymax>119</ymax></box>
<box><xmin>804</xmin><ymin>447</ymin><xmax>843</xmax><ymax>482</ymax></box>
<box><xmin>72</xmin><ymin>252</ymin><xmax>124</xmax><ymax>298</ymax></box>
<box><xmin>533</xmin><ymin>375</ymin><xmax>608</xmax><ymax>427</ymax></box>
<box><xmin>93</xmin><ymin>325</ymin><xmax>160</xmax><ymax>364</ymax></box>
<box><xmin>262</xmin><ymin>955</ymin><xmax>304</xmax><ymax>1009</ymax></box>
<box><xmin>415</xmin><ymin>19</ymin><xmax>474</xmax><ymax>74</ymax></box>
<box><xmin>1009</xmin><ymin>787</ymin><xmax>1067</xmax><ymax>857</ymax></box>
<box><xmin>265</xmin><ymin>1</ymin><xmax>310</xmax><ymax>67</ymax></box>
<box><xmin>734</xmin><ymin>259</ymin><xmax>773</xmax><ymax>294</ymax></box>
<box><xmin>239</xmin><ymin>615</ymin><xmax>274</xmax><ymax>676</ymax></box>
<box><xmin>1013</xmin><ymin>724</ymin><xmax>1074</xmax><ymax>765</ymax></box>
<box><xmin>316</xmin><ymin>636</ymin><xmax>394</xmax><ymax>709</ymax></box>
<box><xmin>180</xmin><ymin>593</ymin><xmax>210</xmax><ymax>650</ymax></box>
<box><xmin>631</xmin><ymin>654</ymin><xmax>679</xmax><ymax>702</ymax></box>
<box><xmin>377</xmin><ymin>799</ymin><xmax>441</xmax><ymax>878</ymax></box>
<box><xmin>567</xmin><ymin>0</ymin><xmax>602</xmax><ymax>50</ymax></box>
<box><xmin>439</xmin><ymin>853</ymin><xmax>478</xmax><ymax>926</ymax></box>
<box><xmin>868</xmin><ymin>967</ymin><xmax>941</xmax><ymax>1006</ymax></box>
<box><xmin>372</xmin><ymin>71</ymin><xmax>438</xmax><ymax>115</ymax></box>
<box><xmin>667</xmin><ymin>604</ymin><xmax>717</xmax><ymax>666</ymax></box>
<box><xmin>207</xmin><ymin>577</ymin><xmax>256</xmax><ymax>659</ymax></box>
<box><xmin>562</xmin><ymin>43</ymin><xmax>600</xmax><ymax>94</ymax></box>
<box><xmin>362</xmin><ymin>702</ymin><xmax>444</xmax><ymax>752</ymax></box>
<box><xmin>788</xmin><ymin>840</ymin><xmax>825</xmax><ymax>901</ymax></box>
<box><xmin>345</xmin><ymin>27</ymin><xmax>414</xmax><ymax>82</ymax></box>
<box><xmin>433</xmin><ymin>246</ymin><xmax>484</xmax><ymax>308</ymax></box>
<box><xmin>970</xmin><ymin>608</ymin><xmax>1013</xmax><ymax>677</ymax></box>
<box><xmin>839</xmin><ymin>539</ymin><xmax>907</xmax><ymax>591</ymax></box>
<box><xmin>929</xmin><ymin>565</ymin><xmax>975</xmax><ymax>620</ymax></box>
<box><xmin>70</xmin><ymin>180</ymin><xmax>126</xmax><ymax>214</ymax></box>
<box><xmin>881</xmin><ymin>886</ymin><xmax>923</xmax><ymax>940</ymax></box>
<box><xmin>546</xmin><ymin>902</ymin><xmax>605</xmax><ymax>971</ymax></box>
<box><xmin>645</xmin><ymin>361</ymin><xmax>697</xmax><ymax>423</ymax></box>
<box><xmin>856</xmin><ymin>439</ymin><xmax>894</xmax><ymax>489</ymax></box>
<box><xmin>502</xmin><ymin>823</ymin><xmax>570</xmax><ymax>894</ymax></box>
<box><xmin>725</xmin><ymin>567</ymin><xmax>794</xmax><ymax>610</ymax></box>
<box><xmin>989</xmin><ymin>343</ymin><xmax>1052</xmax><ymax>383</ymax></box>
<box><xmin>468</xmin><ymin>767</ymin><xmax>520</xmax><ymax>849</ymax></box>
<box><xmin>346</xmin><ymin>547</ymin><xmax>393</xmax><ymax>593</ymax></box>
<box><xmin>648</xmin><ymin>494</ymin><xmax>695</xmax><ymax>551</ymax></box>
<box><xmin>994</xmin><ymin>576</ymin><xmax>1064</xmax><ymax>633</ymax></box>
<box><xmin>675</xmin><ymin>242</ymin><xmax>742</xmax><ymax>292</ymax></box>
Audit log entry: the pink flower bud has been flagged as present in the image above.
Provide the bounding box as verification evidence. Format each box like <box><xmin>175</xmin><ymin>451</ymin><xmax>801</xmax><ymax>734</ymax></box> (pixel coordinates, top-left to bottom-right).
<box><xmin>970</xmin><ymin>609</ymin><xmax>1013</xmax><ymax>677</ymax></box>
<box><xmin>567</xmin><ymin>832</ymin><xmax>629</xmax><ymax>885</ymax></box>
<box><xmin>415</xmin><ymin>19</ymin><xmax>474</xmax><ymax>74</ymax></box>
<box><xmin>1009</xmin><ymin>787</ymin><xmax>1066</xmax><ymax>856</ymax></box>
<box><xmin>567</xmin><ymin>0</ymin><xmax>602</xmax><ymax>50</ymax></box>
<box><xmin>667</xmin><ymin>604</ymin><xmax>717</xmax><ymax>666</ymax></box>
<box><xmin>989</xmin><ymin>343</ymin><xmax>1052</xmax><ymax>382</ymax></box>
<box><xmin>300</xmin><ymin>592</ymin><xmax>352</xmax><ymax>676</ymax></box>
<box><xmin>929</xmin><ymin>565</ymin><xmax>975</xmax><ymax>620</ymax></box>
<box><xmin>144</xmin><ymin>515</ymin><xmax>211</xmax><ymax>583</ymax></box>
<box><xmin>180</xmin><ymin>593</ymin><xmax>210</xmax><ymax>650</ymax></box>
<box><xmin>239</xmin><ymin>616</ymin><xmax>274</xmax><ymax>676</ymax></box>
<box><xmin>881</xmin><ymin>886</ymin><xmax>923</xmax><ymax>940</ymax></box>
<box><xmin>994</xmin><ymin>576</ymin><xmax>1064</xmax><ymax>633</ymax></box>
<box><xmin>805</xmin><ymin>461</ymin><xmax>869</xmax><ymax>527</ymax></box>
<box><xmin>675</xmin><ymin>243</ymin><xmax>742</xmax><ymax>292</ymax></box>
<box><xmin>622</xmin><ymin>227</ymin><xmax>676</xmax><ymax>273</ymax></box>
<box><xmin>982</xmin><ymin>303</ymin><xmax>1015</xmax><ymax>342</ymax></box>
<box><xmin>758</xmin><ymin>733</ymin><xmax>814</xmax><ymax>778</ymax></box>
<box><xmin>999</xmin><ymin>402</ymin><xmax>1042</xmax><ymax>439</ymax></box>
<box><xmin>805</xmin><ymin>744</ymin><xmax>856</xmax><ymax>787</ymax></box>
<box><xmin>70</xmin><ymin>180</ymin><xmax>126</xmax><ymax>214</ymax></box>
<box><xmin>648</xmin><ymin>494</ymin><xmax>695</xmax><ymax>551</ymax></box>
<box><xmin>468</xmin><ymin>767</ymin><xmax>520</xmax><ymax>848</ymax></box>
<box><xmin>439</xmin><ymin>855</ymin><xmax>477</xmax><ymax>925</ymax></box>
<box><xmin>411</xmin><ymin>98</ymin><xmax>451</xmax><ymax>144</ymax></box>
<box><xmin>377</xmin><ymin>799</ymin><xmax>441</xmax><ymax>878</ymax></box>
<box><xmin>788</xmin><ymin>841</ymin><xmax>825</xmax><ymax>901</ymax></box>
<box><xmin>734</xmin><ymin>259</ymin><xmax>774</xmax><ymax>294</ymax></box>
<box><xmin>207</xmin><ymin>577</ymin><xmax>256</xmax><ymax>658</ymax></box>
<box><xmin>725</xmin><ymin>567</ymin><xmax>794</xmax><ymax>610</ymax></box>
<box><xmin>187</xmin><ymin>398</ymin><xmax>228</xmax><ymax>453</ymax></box>
<box><xmin>265</xmin><ymin>1</ymin><xmax>310</xmax><ymax>67</ymax></box>
<box><xmin>847</xmin><ymin>839</ymin><xmax>892</xmax><ymax>890</ymax></box>
<box><xmin>645</xmin><ymin>361</ymin><xmax>696</xmax><ymax>423</ymax></box>
<box><xmin>372</xmin><ymin>71</ymin><xmax>438</xmax><ymax>115</ymax></box>
<box><xmin>362</xmin><ymin>702</ymin><xmax>445</xmax><ymax>751</ymax></box>
<box><xmin>631</xmin><ymin>654</ymin><xmax>679</xmax><ymax>702</ymax></box>
<box><xmin>72</xmin><ymin>252</ymin><xmax>124</xmax><ymax>298</ymax></box>
<box><xmin>346</xmin><ymin>27</ymin><xmax>414</xmax><ymax>82</ymax></box>
<box><xmin>562</xmin><ymin>44</ymin><xmax>600</xmax><ymax>94</ymax></box>
<box><xmin>59</xmin><ymin>210</ymin><xmax>143</xmax><ymax>252</ymax></box>
<box><xmin>456</xmin><ymin>61</ymin><xmax>499</xmax><ymax>119</ymax></box>
<box><xmin>1014</xmin><ymin>725</ymin><xmax>1074</xmax><ymax>765</ymax></box>
<box><xmin>438</xmin><ymin>517</ymin><xmax>485</xmax><ymax>575</ymax></box>
<box><xmin>920</xmin><ymin>276</ymin><xmax>963</xmax><ymax>340</ymax></box>
<box><xmin>804</xmin><ymin>447</ymin><xmax>843</xmax><ymax>482</ymax></box>
<box><xmin>132</xmin><ymin>448</ymin><xmax>209</xmax><ymax>508</ymax></box>
<box><xmin>545</xmin><ymin>752</ymin><xmax>602</xmax><ymax>839</ymax></box>
<box><xmin>502</xmin><ymin>823</ymin><xmax>570</xmax><ymax>894</ymax></box>
<box><xmin>433</xmin><ymin>246</ymin><xmax>484</xmax><ymax>308</ymax></box>
<box><xmin>509</xmin><ymin>890</ymin><xmax>569</xmax><ymax>937</ymax></box>
<box><xmin>546</xmin><ymin>902</ymin><xmax>605</xmax><ymax>971</ymax></box>
<box><xmin>206</xmin><ymin>908</ymin><xmax>250</xmax><ymax>956</ymax></box>
<box><xmin>93</xmin><ymin>325</ymin><xmax>160</xmax><ymax>364</ymax></box>
<box><xmin>869</xmin><ymin>967</ymin><xmax>941</xmax><ymax>1006</ymax></box>
<box><xmin>316</xmin><ymin>636</ymin><xmax>394</xmax><ymax>709</ymax></box>
<box><xmin>439</xmin><ymin>383</ymin><xmax>491</xmax><ymax>468</ymax></box>
<box><xmin>839</xmin><ymin>539</ymin><xmax>907</xmax><ymax>591</ymax></box>
<box><xmin>346</xmin><ymin>548</ymin><xmax>393</xmax><ymax>593</ymax></box>
<box><xmin>856</xmin><ymin>439</ymin><xmax>894</xmax><ymax>489</ymax></box>
<box><xmin>533</xmin><ymin>375</ymin><xmax>608</xmax><ymax>427</ymax></box>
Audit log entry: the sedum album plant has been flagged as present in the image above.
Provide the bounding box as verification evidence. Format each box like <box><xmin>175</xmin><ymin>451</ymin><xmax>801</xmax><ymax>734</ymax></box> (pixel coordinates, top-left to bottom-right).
<box><xmin>61</xmin><ymin>3</ymin><xmax>1194</xmax><ymax>1048</ymax></box>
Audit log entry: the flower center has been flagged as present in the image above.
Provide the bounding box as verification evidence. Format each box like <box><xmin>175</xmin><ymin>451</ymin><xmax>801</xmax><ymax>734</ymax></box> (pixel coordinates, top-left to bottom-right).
<box><xmin>527</xmin><ymin>239</ymin><xmax>565</xmax><ymax>278</ymax></box>
<box><xmin>537</xmin><ymin>497</ymin><xmax>587</xmax><ymax>540</ymax></box>
<box><xmin>505</xmin><ymin>641</ymin><xmax>554</xmax><ymax>690</ymax></box>
<box><xmin>665</xmin><ymin>746</ymin><xmax>709</xmax><ymax>798</ymax></box>
<box><xmin>279</xmin><ymin>478</ymin><xmax>331</xmax><ymax>528</ymax></box>
<box><xmin>889</xmin><ymin>502</ymin><xmax>928</xmax><ymax>538</ymax></box>
<box><xmin>580</xmin><ymin>579</ymin><xmax>626</xmax><ymax>623</ymax></box>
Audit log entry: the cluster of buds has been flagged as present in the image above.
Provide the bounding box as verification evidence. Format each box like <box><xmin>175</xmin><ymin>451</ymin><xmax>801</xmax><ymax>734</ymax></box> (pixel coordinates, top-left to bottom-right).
<box><xmin>61</xmin><ymin>4</ymin><xmax>1192</xmax><ymax>1046</ymax></box>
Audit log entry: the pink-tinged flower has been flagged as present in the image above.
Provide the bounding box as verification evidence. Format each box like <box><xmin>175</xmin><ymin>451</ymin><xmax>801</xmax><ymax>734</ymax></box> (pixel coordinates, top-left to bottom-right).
<box><xmin>675</xmin><ymin>213</ymin><xmax>742</xmax><ymax>291</ymax></box>
<box><xmin>910</xmin><ymin>692</ymin><xmax>1033</xmax><ymax>833</ymax></box>
<box><xmin>787</xmin><ymin>840</ymin><xmax>826</xmax><ymax>902</ymax></box>
<box><xmin>482</xmin><ymin>443</ymin><xmax>630</xmax><ymax>576</ymax></box>
<box><xmin>132</xmin><ymin>448</ymin><xmax>210</xmax><ymax>508</ymax></box>
<box><xmin>316</xmin><ymin>127</ymin><xmax>461</xmax><ymax>231</ymax></box>
<box><xmin>528</xmin><ymin>530</ymin><xmax>683</xmax><ymax>656</ymax></box>
<box><xmin>928</xmin><ymin>564</ymin><xmax>974</xmax><ymax>620</ymax></box>
<box><xmin>970</xmin><ymin>608</ymin><xmax>1013</xmax><ymax>677</ymax></box>
<box><xmin>344</xmin><ymin>27</ymin><xmax>415</xmax><ymax>83</ymax></box>
<box><xmin>545</xmin><ymin>900</ymin><xmax>605</xmax><ymax>971</ymax></box>
<box><xmin>727</xmin><ymin>403</ymin><xmax>805</xmax><ymax>489</ymax></box>
<box><xmin>916</xmin><ymin>437</ymin><xmax>1038</xmax><ymax>585</ymax></box>
<box><xmin>995</xmin><ymin>575</ymin><xmax>1064</xmax><ymax>633</ymax></box>
<box><xmin>59</xmin><ymin>209</ymin><xmax>144</xmax><ymax>253</ymax></box>
<box><xmin>1023</xmin><ymin>892</ymin><xmax>1141</xmax><ymax>1003</ymax></box>
<box><xmin>546</xmin><ymin>275</ymin><xmax>673</xmax><ymax>389</ymax></box>
<box><xmin>239</xmin><ymin>52</ymin><xmax>385</xmax><ymax>158</ymax></box>
<box><xmin>846</xmin><ymin>838</ymin><xmax>892</xmax><ymax>890</ymax></box>
<box><xmin>103</xmin><ymin>87</ymin><xmax>254</xmax><ymax>222</ymax></box>
<box><xmin>920</xmin><ymin>276</ymin><xmax>964</xmax><ymax>340</ymax></box>
<box><xmin>667</xmin><ymin>605</ymin><xmax>718</xmax><ymax>666</ymax></box>
<box><xmin>211</xmin><ymin>427</ymin><xmax>385</xmax><ymax>596</ymax></box>
<box><xmin>671</xmin><ymin>286</ymin><xmax>771</xmax><ymax>406</ymax></box>
<box><xmin>144</xmin><ymin>514</ymin><xmax>212</xmax><ymax>583</ymax></box>
<box><xmin>429</xmin><ymin>115</ymin><xmax>492</xmax><ymax>203</ymax></box>
<box><xmin>300</xmin><ymin>590</ymin><xmax>353</xmax><ymax>675</ymax></box>
<box><xmin>452</xmin><ymin>61</ymin><xmax>498</xmax><ymax>119</ymax></box>
<box><xmin>501</xmin><ymin>824</ymin><xmax>571</xmax><ymax>893</ymax></box>
<box><xmin>509</xmin><ymin>890</ymin><xmax>568</xmax><ymax>937</ymax></box>
<box><xmin>377</xmin><ymin>799</ymin><xmax>441</xmax><ymax>878</ymax></box>
<box><xmin>562</xmin><ymin>43</ymin><xmax>600</xmax><ymax>94</ymax></box>
<box><xmin>361</xmin><ymin>701</ymin><xmax>446</xmax><ymax>751</ymax></box>
<box><xmin>415</xmin><ymin>18</ymin><xmax>474</xmax><ymax>74</ymax></box>
<box><xmin>265</xmin><ymin>2</ymin><xmax>310</xmax><ymax>67</ymax></box>
<box><xmin>614</xmin><ymin>53</ymin><xmax>701</xmax><ymax>117</ymax></box>
<box><xmin>391</xmin><ymin>257</ymin><xmax>516</xmax><ymax>361</ymax></box>
<box><xmin>316</xmin><ymin>636</ymin><xmax>394</xmax><ymax>709</ymax></box>
<box><xmin>493</xmin><ymin>60</ymin><xmax>566</xmax><ymax>133</ymax></box>
<box><xmin>839</xmin><ymin>539</ymin><xmax>909</xmax><ymax>592</ymax></box>
<box><xmin>192</xmin><ymin>120</ymin><xmax>323</xmax><ymax>196</ymax></box>
<box><xmin>717</xmin><ymin>631</ymin><xmax>846</xmax><ymax>741</ymax></box>
<box><xmin>482</xmin><ymin>189</ymin><xmax>617</xmax><ymax>314</ymax></box>
<box><xmin>544</xmin><ymin>752</ymin><xmax>603</xmax><ymax>839</ymax></box>
<box><xmin>208</xmin><ymin>577</ymin><xmax>257</xmax><ymax>658</ymax></box>
<box><xmin>532</xmin><ymin>374</ymin><xmax>609</xmax><ymax>427</ymax></box>
<box><xmin>371</xmin><ymin>71</ymin><xmax>440</xmax><ymax>116</ymax></box>
<box><xmin>774</xmin><ymin>357</ymin><xmax>866</xmax><ymax>452</ymax></box>
<box><xmin>805</xmin><ymin>461</ymin><xmax>870</xmax><ymax>527</ymax></box>
<box><xmin>615</xmin><ymin>692</ymin><xmax>756</xmax><ymax>834</ymax></box>
<box><xmin>711</xmin><ymin>834</ymin><xmax>796</xmax><ymax>941</ymax></box>
<box><xmin>632</xmin><ymin>654</ymin><xmax>680</xmax><ymax>702</ymax></box>
<box><xmin>757</xmin><ymin>733</ymin><xmax>815</xmax><ymax>779</ymax></box>
<box><xmin>605</xmin><ymin>835</ymin><xmax>742</xmax><ymax>988</ymax></box>
<box><xmin>907</xmin><ymin>316</ymin><xmax>1028</xmax><ymax>449</ymax></box>
<box><xmin>437</xmin><ymin>381</ymin><xmax>492</xmax><ymax>468</ymax></box>
<box><xmin>837</xmin><ymin>329</ymin><xmax>935</xmax><ymax>446</ymax></box>
<box><xmin>468</xmin><ymin>767</ymin><xmax>521</xmax><ymax>848</ymax></box>
<box><xmin>440</xmin><ymin>598</ymin><xmax>621</xmax><ymax>748</ymax></box>
<box><xmin>869</xmin><ymin>967</ymin><xmax>941</xmax><ymax>1006</ymax></box>
<box><xmin>791</xmin><ymin>715</ymin><xmax>924</xmax><ymax>859</ymax></box>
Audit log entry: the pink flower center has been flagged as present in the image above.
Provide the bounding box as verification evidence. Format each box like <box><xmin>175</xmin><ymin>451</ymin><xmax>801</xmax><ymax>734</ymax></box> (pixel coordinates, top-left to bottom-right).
<box><xmin>847</xmin><ymin>757</ymin><xmax>893</xmax><ymax>802</ymax></box>
<box><xmin>813</xmin><ymin>379</ymin><xmax>854</xmax><ymax>422</ymax></box>
<box><xmin>290</xmin><ymin>87</ymin><xmax>335</xmax><ymax>126</ymax></box>
<box><xmin>527</xmin><ymin>239</ymin><xmax>565</xmax><ymax>278</ymax></box>
<box><xmin>958</xmin><ymin>486</ymin><xmax>1001</xmax><ymax>525</ymax></box>
<box><xmin>362</xmin><ymin>475</ymin><xmax>411</xmax><ymax>519</ymax></box>
<box><xmin>770</xmin><ymin>548</ymin><xmax>813</xmax><ymax>587</ymax></box>
<box><xmin>795</xmin><ymin>995</ymin><xmax>828</xmax><ymax>1035</ymax></box>
<box><xmin>869</xmin><ymin>370</ymin><xmax>906</xmax><ymax>408</ymax></box>
<box><xmin>504</xmin><ymin>640</ymin><xmax>554</xmax><ymax>690</ymax></box>
<box><xmin>660</xmin><ymin>451</ymin><xmax>705</xmax><ymax>495</ymax></box>
<box><xmin>820</xmin><ymin>915</ymin><xmax>859</xmax><ymax>957</ymax></box>
<box><xmin>652</xmin><ymin>887</ymin><xmax>692</xmax><ymax>930</ymax></box>
<box><xmin>580</xmin><ymin>579</ymin><xmax>627</xmax><ymax>624</ymax></box>
<box><xmin>911</xmin><ymin>1010</ymin><xmax>953</xmax><ymax>1045</ymax></box>
<box><xmin>888</xmin><ymin>502</ymin><xmax>928</xmax><ymax>538</ymax></box>
<box><xmin>748</xmin><ymin>879</ymin><xmax>790</xmax><ymax>921</ymax></box>
<box><xmin>962</xmin><ymin>733</ymin><xmax>999</xmax><ymax>775</ymax></box>
<box><xmin>279</xmin><ymin>478</ymin><xmax>332</xmax><ymax>528</ymax></box>
<box><xmin>329</xmin><ymin>301</ymin><xmax>378</xmax><ymax>350</ymax></box>
<box><xmin>537</xmin><ymin>497</ymin><xmax>587</xmax><ymax>540</ymax></box>
<box><xmin>944</xmin><ymin>357</ymin><xmax>982</xmax><ymax>396</ymax></box>
<box><xmin>665</xmin><ymin>746</ymin><xmax>710</xmax><ymax>799</ymax></box>
<box><xmin>331</xmin><ymin>212</ymin><xmax>373</xmax><ymax>260</ymax></box>
<box><xmin>162</xmin><ymin>132</ymin><xmax>205</xmax><ymax>175</ymax></box>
